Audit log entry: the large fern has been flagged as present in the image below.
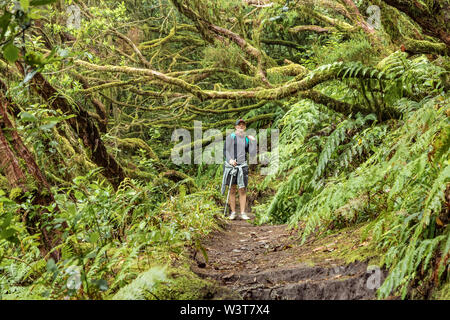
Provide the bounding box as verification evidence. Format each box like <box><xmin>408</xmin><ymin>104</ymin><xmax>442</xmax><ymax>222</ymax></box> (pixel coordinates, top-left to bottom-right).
<box><xmin>254</xmin><ymin>50</ymin><xmax>449</xmax><ymax>298</ymax></box>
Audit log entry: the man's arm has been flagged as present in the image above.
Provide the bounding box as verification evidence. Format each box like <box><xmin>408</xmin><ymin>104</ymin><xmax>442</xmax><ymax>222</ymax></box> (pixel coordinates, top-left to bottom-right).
<box><xmin>224</xmin><ymin>135</ymin><xmax>235</xmax><ymax>164</ymax></box>
<box><xmin>223</xmin><ymin>136</ymin><xmax>227</xmax><ymax>162</ymax></box>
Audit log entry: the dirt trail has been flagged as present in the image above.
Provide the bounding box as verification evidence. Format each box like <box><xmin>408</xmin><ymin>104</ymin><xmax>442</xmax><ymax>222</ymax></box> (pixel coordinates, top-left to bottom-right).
<box><xmin>189</xmin><ymin>211</ymin><xmax>388</xmax><ymax>300</ymax></box>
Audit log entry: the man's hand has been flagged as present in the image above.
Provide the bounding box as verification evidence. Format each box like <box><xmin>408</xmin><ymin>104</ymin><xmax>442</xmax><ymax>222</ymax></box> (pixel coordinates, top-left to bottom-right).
<box><xmin>248</xmin><ymin>135</ymin><xmax>256</xmax><ymax>141</ymax></box>
<box><xmin>229</xmin><ymin>159</ymin><xmax>237</xmax><ymax>166</ymax></box>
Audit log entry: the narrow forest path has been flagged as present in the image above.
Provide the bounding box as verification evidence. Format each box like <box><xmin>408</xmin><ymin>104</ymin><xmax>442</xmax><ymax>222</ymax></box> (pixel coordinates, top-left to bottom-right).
<box><xmin>189</xmin><ymin>210</ymin><xmax>389</xmax><ymax>300</ymax></box>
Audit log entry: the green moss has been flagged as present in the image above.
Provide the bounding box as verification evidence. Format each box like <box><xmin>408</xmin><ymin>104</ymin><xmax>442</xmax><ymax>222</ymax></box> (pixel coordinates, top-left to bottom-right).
<box><xmin>432</xmin><ymin>281</ymin><xmax>450</xmax><ymax>300</ymax></box>
<box><xmin>53</xmin><ymin>128</ymin><xmax>96</xmax><ymax>172</ymax></box>
<box><xmin>9</xmin><ymin>187</ymin><xmax>23</xmax><ymax>200</ymax></box>
<box><xmin>404</xmin><ymin>38</ymin><xmax>448</xmax><ymax>56</ymax></box>
<box><xmin>311</xmin><ymin>32</ymin><xmax>377</xmax><ymax>66</ymax></box>
<box><xmin>152</xmin><ymin>265</ymin><xmax>238</xmax><ymax>300</ymax></box>
<box><xmin>297</xmin><ymin>223</ymin><xmax>383</xmax><ymax>267</ymax></box>
<box><xmin>0</xmin><ymin>175</ymin><xmax>10</xmax><ymax>192</ymax></box>
<box><xmin>116</xmin><ymin>137</ymin><xmax>159</xmax><ymax>161</ymax></box>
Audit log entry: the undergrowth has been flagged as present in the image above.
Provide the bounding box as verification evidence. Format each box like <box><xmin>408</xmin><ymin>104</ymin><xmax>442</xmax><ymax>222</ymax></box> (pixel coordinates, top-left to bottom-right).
<box><xmin>254</xmin><ymin>51</ymin><xmax>449</xmax><ymax>299</ymax></box>
<box><xmin>0</xmin><ymin>171</ymin><xmax>222</xmax><ymax>299</ymax></box>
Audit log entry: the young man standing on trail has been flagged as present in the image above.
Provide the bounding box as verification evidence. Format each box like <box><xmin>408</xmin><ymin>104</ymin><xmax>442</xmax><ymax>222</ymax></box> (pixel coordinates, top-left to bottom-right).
<box><xmin>221</xmin><ymin>119</ymin><xmax>256</xmax><ymax>220</ymax></box>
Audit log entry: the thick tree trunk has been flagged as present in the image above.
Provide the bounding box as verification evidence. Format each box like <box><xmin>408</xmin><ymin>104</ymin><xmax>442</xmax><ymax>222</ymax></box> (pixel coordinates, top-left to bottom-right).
<box><xmin>70</xmin><ymin>72</ymin><xmax>108</xmax><ymax>133</ymax></box>
<box><xmin>382</xmin><ymin>0</ymin><xmax>450</xmax><ymax>49</ymax></box>
<box><xmin>0</xmin><ymin>122</ymin><xmax>27</xmax><ymax>190</ymax></box>
<box><xmin>0</xmin><ymin>88</ymin><xmax>63</xmax><ymax>261</ymax></box>
<box><xmin>16</xmin><ymin>64</ymin><xmax>126</xmax><ymax>189</ymax></box>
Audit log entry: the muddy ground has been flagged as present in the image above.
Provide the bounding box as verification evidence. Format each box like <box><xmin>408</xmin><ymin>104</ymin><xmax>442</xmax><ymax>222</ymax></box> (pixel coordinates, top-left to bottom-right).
<box><xmin>189</xmin><ymin>211</ymin><xmax>388</xmax><ymax>300</ymax></box>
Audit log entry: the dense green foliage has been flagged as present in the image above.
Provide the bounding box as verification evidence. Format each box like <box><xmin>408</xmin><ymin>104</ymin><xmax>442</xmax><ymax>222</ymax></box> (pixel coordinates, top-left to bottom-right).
<box><xmin>255</xmin><ymin>51</ymin><xmax>449</xmax><ymax>298</ymax></box>
<box><xmin>1</xmin><ymin>170</ymin><xmax>221</xmax><ymax>299</ymax></box>
<box><xmin>0</xmin><ymin>0</ymin><xmax>448</xmax><ymax>299</ymax></box>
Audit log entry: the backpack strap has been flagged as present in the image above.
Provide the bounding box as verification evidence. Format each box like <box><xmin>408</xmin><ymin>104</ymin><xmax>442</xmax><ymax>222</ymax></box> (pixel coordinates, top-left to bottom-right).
<box><xmin>245</xmin><ymin>136</ymin><xmax>249</xmax><ymax>151</ymax></box>
<box><xmin>234</xmin><ymin>134</ymin><xmax>237</xmax><ymax>160</ymax></box>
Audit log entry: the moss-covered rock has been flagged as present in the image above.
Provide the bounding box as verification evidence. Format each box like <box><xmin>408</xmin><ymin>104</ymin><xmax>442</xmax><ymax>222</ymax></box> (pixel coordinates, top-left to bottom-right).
<box><xmin>152</xmin><ymin>265</ymin><xmax>238</xmax><ymax>300</ymax></box>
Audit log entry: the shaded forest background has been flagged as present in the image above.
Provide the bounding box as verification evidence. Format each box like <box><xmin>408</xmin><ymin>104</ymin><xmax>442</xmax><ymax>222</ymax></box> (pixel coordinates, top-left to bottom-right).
<box><xmin>0</xmin><ymin>0</ymin><xmax>448</xmax><ymax>299</ymax></box>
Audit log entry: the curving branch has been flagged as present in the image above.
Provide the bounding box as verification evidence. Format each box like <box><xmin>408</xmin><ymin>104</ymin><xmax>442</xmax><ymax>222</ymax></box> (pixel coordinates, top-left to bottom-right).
<box><xmin>299</xmin><ymin>89</ymin><xmax>400</xmax><ymax>121</ymax></box>
<box><xmin>289</xmin><ymin>25</ymin><xmax>335</xmax><ymax>34</ymax></box>
<box><xmin>74</xmin><ymin>60</ymin><xmax>204</xmax><ymax>98</ymax></box>
<box><xmin>70</xmin><ymin>71</ymin><xmax>108</xmax><ymax>132</ymax></box>
<box><xmin>340</xmin><ymin>0</ymin><xmax>376</xmax><ymax>35</ymax></box>
<box><xmin>169</xmin><ymin>0</ymin><xmax>272</xmax><ymax>86</ymax></box>
<box><xmin>163</xmin><ymin>113</ymin><xmax>275</xmax><ymax>158</ymax></box>
<box><xmin>73</xmin><ymin>59</ymin><xmax>396</xmax><ymax>120</ymax></box>
<box><xmin>187</xmin><ymin>101</ymin><xmax>267</xmax><ymax>114</ymax></box>
<box><xmin>403</xmin><ymin>38</ymin><xmax>449</xmax><ymax>56</ymax></box>
<box><xmin>16</xmin><ymin>63</ymin><xmax>126</xmax><ymax>189</ymax></box>
<box><xmin>381</xmin><ymin>0</ymin><xmax>450</xmax><ymax>49</ymax></box>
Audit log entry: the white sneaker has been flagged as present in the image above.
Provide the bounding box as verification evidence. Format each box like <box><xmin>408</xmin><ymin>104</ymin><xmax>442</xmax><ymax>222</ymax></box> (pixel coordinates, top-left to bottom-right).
<box><xmin>240</xmin><ymin>212</ymin><xmax>250</xmax><ymax>220</ymax></box>
<box><xmin>229</xmin><ymin>212</ymin><xmax>237</xmax><ymax>220</ymax></box>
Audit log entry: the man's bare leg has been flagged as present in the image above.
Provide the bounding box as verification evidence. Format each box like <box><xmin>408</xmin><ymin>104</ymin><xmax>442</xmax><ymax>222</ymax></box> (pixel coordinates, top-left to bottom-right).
<box><xmin>238</xmin><ymin>187</ymin><xmax>249</xmax><ymax>219</ymax></box>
